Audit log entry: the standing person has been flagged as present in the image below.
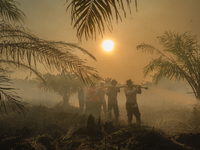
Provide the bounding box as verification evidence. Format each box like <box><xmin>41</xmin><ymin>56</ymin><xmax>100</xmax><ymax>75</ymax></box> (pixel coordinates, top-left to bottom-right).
<box><xmin>96</xmin><ymin>82</ymin><xmax>107</xmax><ymax>118</ymax></box>
<box><xmin>88</xmin><ymin>84</ymin><xmax>99</xmax><ymax>117</ymax></box>
<box><xmin>85</xmin><ymin>88</ymin><xmax>91</xmax><ymax>114</ymax></box>
<box><xmin>78</xmin><ymin>88</ymin><xmax>85</xmax><ymax>113</ymax></box>
<box><xmin>106</xmin><ymin>79</ymin><xmax>120</xmax><ymax>123</ymax></box>
<box><xmin>124</xmin><ymin>79</ymin><xmax>142</xmax><ymax>127</ymax></box>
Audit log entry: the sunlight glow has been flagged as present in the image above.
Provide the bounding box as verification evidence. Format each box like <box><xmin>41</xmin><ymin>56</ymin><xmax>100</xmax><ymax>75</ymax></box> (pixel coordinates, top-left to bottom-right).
<box><xmin>102</xmin><ymin>40</ymin><xmax>114</xmax><ymax>52</ymax></box>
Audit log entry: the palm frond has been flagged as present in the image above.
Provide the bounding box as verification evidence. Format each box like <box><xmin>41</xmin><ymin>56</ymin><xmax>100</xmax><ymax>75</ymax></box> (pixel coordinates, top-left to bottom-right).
<box><xmin>0</xmin><ymin>22</ymin><xmax>100</xmax><ymax>83</ymax></box>
<box><xmin>0</xmin><ymin>59</ymin><xmax>46</xmax><ymax>84</ymax></box>
<box><xmin>36</xmin><ymin>73</ymin><xmax>56</xmax><ymax>92</ymax></box>
<box><xmin>0</xmin><ymin>70</ymin><xmax>28</xmax><ymax>116</ymax></box>
<box><xmin>145</xmin><ymin>58</ymin><xmax>185</xmax><ymax>84</ymax></box>
<box><xmin>138</xmin><ymin>31</ymin><xmax>200</xmax><ymax>98</ymax></box>
<box><xmin>36</xmin><ymin>73</ymin><xmax>88</xmax><ymax>99</ymax></box>
<box><xmin>104</xmin><ymin>77</ymin><xmax>112</xmax><ymax>84</ymax></box>
<box><xmin>60</xmin><ymin>42</ymin><xmax>97</xmax><ymax>61</ymax></box>
<box><xmin>143</xmin><ymin>50</ymin><xmax>197</xmax><ymax>88</ymax></box>
<box><xmin>0</xmin><ymin>0</ymin><xmax>26</xmax><ymax>23</ymax></box>
<box><xmin>158</xmin><ymin>31</ymin><xmax>198</xmax><ymax>55</ymax></box>
<box><xmin>137</xmin><ymin>43</ymin><xmax>165</xmax><ymax>57</ymax></box>
<box><xmin>66</xmin><ymin>0</ymin><xmax>137</xmax><ymax>41</ymax></box>
<box><xmin>158</xmin><ymin>31</ymin><xmax>200</xmax><ymax>83</ymax></box>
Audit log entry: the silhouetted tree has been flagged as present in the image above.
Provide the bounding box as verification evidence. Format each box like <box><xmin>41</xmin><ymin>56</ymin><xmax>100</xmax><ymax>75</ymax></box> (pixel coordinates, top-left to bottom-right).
<box><xmin>67</xmin><ymin>0</ymin><xmax>138</xmax><ymax>41</ymax></box>
<box><xmin>0</xmin><ymin>0</ymin><xmax>101</xmax><ymax>115</ymax></box>
<box><xmin>36</xmin><ymin>73</ymin><xmax>85</xmax><ymax>106</ymax></box>
<box><xmin>137</xmin><ymin>31</ymin><xmax>200</xmax><ymax>100</ymax></box>
<box><xmin>104</xmin><ymin>77</ymin><xmax>112</xmax><ymax>85</ymax></box>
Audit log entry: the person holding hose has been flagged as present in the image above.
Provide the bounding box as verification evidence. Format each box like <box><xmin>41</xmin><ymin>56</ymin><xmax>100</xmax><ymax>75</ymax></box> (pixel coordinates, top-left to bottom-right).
<box><xmin>106</xmin><ymin>79</ymin><xmax>120</xmax><ymax>124</ymax></box>
<box><xmin>124</xmin><ymin>79</ymin><xmax>142</xmax><ymax>127</ymax></box>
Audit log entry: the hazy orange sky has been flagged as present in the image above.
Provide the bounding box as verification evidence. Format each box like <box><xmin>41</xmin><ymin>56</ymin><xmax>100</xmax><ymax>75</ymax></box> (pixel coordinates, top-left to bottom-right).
<box><xmin>16</xmin><ymin>0</ymin><xmax>200</xmax><ymax>85</ymax></box>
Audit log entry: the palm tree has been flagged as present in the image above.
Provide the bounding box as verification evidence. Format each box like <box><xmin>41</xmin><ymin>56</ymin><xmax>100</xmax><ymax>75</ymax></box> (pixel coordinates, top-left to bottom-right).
<box><xmin>137</xmin><ymin>31</ymin><xmax>200</xmax><ymax>100</ymax></box>
<box><xmin>66</xmin><ymin>0</ymin><xmax>138</xmax><ymax>41</ymax></box>
<box><xmin>0</xmin><ymin>0</ymin><xmax>102</xmax><ymax>115</ymax></box>
<box><xmin>36</xmin><ymin>73</ymin><xmax>85</xmax><ymax>107</ymax></box>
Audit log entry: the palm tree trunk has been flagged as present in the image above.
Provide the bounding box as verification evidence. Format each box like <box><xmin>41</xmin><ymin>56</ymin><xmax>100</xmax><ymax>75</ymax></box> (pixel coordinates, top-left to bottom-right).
<box><xmin>191</xmin><ymin>86</ymin><xmax>200</xmax><ymax>129</ymax></box>
<box><xmin>63</xmin><ymin>94</ymin><xmax>70</xmax><ymax>105</ymax></box>
<box><xmin>53</xmin><ymin>94</ymin><xmax>71</xmax><ymax>111</ymax></box>
<box><xmin>196</xmin><ymin>87</ymin><xmax>200</xmax><ymax>100</ymax></box>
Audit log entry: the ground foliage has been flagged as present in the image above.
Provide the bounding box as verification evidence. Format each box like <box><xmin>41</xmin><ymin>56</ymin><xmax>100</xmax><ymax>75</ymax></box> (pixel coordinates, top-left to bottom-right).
<box><xmin>0</xmin><ymin>105</ymin><xmax>200</xmax><ymax>150</ymax></box>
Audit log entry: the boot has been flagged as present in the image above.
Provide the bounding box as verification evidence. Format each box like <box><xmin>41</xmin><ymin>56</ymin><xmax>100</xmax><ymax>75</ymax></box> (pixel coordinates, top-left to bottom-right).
<box><xmin>115</xmin><ymin>116</ymin><xmax>119</xmax><ymax>125</ymax></box>
<box><xmin>128</xmin><ymin>116</ymin><xmax>132</xmax><ymax>125</ymax></box>
<box><xmin>128</xmin><ymin>120</ymin><xmax>132</xmax><ymax>125</ymax></box>
<box><xmin>136</xmin><ymin>119</ymin><xmax>141</xmax><ymax>127</ymax></box>
<box><xmin>107</xmin><ymin>110</ymin><xmax>112</xmax><ymax>122</ymax></box>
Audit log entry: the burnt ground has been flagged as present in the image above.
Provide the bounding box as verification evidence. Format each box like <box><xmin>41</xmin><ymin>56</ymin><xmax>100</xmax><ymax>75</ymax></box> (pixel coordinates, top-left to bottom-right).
<box><xmin>0</xmin><ymin>105</ymin><xmax>200</xmax><ymax>150</ymax></box>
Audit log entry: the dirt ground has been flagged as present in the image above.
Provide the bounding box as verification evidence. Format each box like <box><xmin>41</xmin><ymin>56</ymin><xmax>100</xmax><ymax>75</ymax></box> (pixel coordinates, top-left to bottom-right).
<box><xmin>0</xmin><ymin>105</ymin><xmax>200</xmax><ymax>150</ymax></box>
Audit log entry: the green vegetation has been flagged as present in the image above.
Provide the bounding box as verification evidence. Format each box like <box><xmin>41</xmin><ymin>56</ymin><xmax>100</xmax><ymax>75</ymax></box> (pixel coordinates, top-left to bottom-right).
<box><xmin>36</xmin><ymin>73</ymin><xmax>85</xmax><ymax>106</ymax></box>
<box><xmin>137</xmin><ymin>31</ymin><xmax>200</xmax><ymax>99</ymax></box>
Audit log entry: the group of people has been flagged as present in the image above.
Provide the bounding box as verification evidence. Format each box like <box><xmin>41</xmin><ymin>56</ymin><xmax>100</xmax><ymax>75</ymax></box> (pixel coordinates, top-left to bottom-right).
<box><xmin>78</xmin><ymin>79</ymin><xmax>142</xmax><ymax>126</ymax></box>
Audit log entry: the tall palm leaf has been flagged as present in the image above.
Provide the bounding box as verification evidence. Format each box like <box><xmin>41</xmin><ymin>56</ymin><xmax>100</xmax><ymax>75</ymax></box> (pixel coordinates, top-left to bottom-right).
<box><xmin>0</xmin><ymin>0</ymin><xmax>101</xmax><ymax>115</ymax></box>
<box><xmin>66</xmin><ymin>0</ymin><xmax>137</xmax><ymax>41</ymax></box>
<box><xmin>0</xmin><ymin>59</ymin><xmax>45</xmax><ymax>83</ymax></box>
<box><xmin>0</xmin><ymin>1</ymin><xmax>101</xmax><ymax>83</ymax></box>
<box><xmin>0</xmin><ymin>0</ymin><xmax>26</xmax><ymax>23</ymax></box>
<box><xmin>0</xmin><ymin>0</ymin><xmax>27</xmax><ymax>115</ymax></box>
<box><xmin>137</xmin><ymin>31</ymin><xmax>200</xmax><ymax>99</ymax></box>
<box><xmin>0</xmin><ymin>22</ymin><xmax>101</xmax><ymax>83</ymax></box>
<box><xmin>0</xmin><ymin>69</ymin><xmax>27</xmax><ymax>117</ymax></box>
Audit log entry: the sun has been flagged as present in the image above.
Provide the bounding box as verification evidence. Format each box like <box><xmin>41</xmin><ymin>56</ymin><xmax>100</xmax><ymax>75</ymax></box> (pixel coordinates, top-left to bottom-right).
<box><xmin>102</xmin><ymin>40</ymin><xmax>114</xmax><ymax>52</ymax></box>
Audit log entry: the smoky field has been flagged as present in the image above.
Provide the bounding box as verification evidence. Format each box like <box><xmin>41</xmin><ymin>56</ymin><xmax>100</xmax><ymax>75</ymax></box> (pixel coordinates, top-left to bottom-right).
<box><xmin>0</xmin><ymin>96</ymin><xmax>200</xmax><ymax>150</ymax></box>
<box><xmin>0</xmin><ymin>78</ymin><xmax>200</xmax><ymax>149</ymax></box>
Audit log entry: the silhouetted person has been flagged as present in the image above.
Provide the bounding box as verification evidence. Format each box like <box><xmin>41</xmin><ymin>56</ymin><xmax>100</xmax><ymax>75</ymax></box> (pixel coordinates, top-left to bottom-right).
<box><xmin>124</xmin><ymin>79</ymin><xmax>142</xmax><ymax>127</ymax></box>
<box><xmin>88</xmin><ymin>84</ymin><xmax>99</xmax><ymax>117</ymax></box>
<box><xmin>96</xmin><ymin>82</ymin><xmax>107</xmax><ymax>118</ymax></box>
<box><xmin>106</xmin><ymin>79</ymin><xmax>120</xmax><ymax>124</ymax></box>
<box><xmin>78</xmin><ymin>88</ymin><xmax>85</xmax><ymax>113</ymax></box>
<box><xmin>85</xmin><ymin>88</ymin><xmax>91</xmax><ymax>113</ymax></box>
